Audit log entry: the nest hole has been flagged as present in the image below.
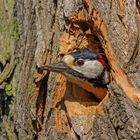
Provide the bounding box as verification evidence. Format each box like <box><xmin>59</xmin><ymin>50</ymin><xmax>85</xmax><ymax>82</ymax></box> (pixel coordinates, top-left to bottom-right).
<box><xmin>63</xmin><ymin>20</ymin><xmax>110</xmax><ymax>106</ymax></box>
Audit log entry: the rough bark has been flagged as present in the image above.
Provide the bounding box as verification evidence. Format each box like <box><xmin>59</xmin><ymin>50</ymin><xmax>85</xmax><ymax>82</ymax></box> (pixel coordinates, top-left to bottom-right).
<box><xmin>0</xmin><ymin>0</ymin><xmax>140</xmax><ymax>140</ymax></box>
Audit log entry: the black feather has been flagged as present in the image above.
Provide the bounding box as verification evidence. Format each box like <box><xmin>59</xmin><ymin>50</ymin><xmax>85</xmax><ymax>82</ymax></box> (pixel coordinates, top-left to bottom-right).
<box><xmin>69</xmin><ymin>49</ymin><xmax>98</xmax><ymax>61</ymax></box>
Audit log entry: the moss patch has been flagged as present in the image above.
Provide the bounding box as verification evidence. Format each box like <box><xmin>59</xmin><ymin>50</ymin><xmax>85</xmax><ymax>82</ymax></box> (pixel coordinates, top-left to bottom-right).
<box><xmin>5</xmin><ymin>83</ymin><xmax>15</xmax><ymax>97</ymax></box>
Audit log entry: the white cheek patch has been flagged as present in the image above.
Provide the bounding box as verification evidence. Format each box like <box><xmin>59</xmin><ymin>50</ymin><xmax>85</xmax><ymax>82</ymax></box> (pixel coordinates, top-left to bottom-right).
<box><xmin>72</xmin><ymin>60</ymin><xmax>104</xmax><ymax>79</ymax></box>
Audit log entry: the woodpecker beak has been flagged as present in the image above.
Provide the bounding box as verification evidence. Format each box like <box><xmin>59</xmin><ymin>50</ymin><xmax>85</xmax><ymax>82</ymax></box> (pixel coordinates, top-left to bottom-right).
<box><xmin>41</xmin><ymin>61</ymin><xmax>69</xmax><ymax>73</ymax></box>
<box><xmin>41</xmin><ymin>61</ymin><xmax>85</xmax><ymax>80</ymax></box>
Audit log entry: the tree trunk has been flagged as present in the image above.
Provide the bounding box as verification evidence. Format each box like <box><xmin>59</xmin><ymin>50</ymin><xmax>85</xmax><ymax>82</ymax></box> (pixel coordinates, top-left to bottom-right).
<box><xmin>0</xmin><ymin>0</ymin><xmax>140</xmax><ymax>140</ymax></box>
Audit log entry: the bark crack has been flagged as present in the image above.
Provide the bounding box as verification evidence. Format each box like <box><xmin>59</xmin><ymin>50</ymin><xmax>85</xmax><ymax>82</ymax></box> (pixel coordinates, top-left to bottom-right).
<box><xmin>36</xmin><ymin>72</ymin><xmax>50</xmax><ymax>132</ymax></box>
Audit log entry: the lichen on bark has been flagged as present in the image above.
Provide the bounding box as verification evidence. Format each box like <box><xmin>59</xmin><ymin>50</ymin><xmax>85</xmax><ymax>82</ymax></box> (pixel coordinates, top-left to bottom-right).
<box><xmin>0</xmin><ymin>0</ymin><xmax>18</xmax><ymax>86</ymax></box>
<box><xmin>0</xmin><ymin>0</ymin><xmax>18</xmax><ymax>139</ymax></box>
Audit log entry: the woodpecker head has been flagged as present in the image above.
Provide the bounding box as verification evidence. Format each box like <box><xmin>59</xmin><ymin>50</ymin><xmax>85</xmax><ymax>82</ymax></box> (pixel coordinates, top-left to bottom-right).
<box><xmin>41</xmin><ymin>49</ymin><xmax>110</xmax><ymax>87</ymax></box>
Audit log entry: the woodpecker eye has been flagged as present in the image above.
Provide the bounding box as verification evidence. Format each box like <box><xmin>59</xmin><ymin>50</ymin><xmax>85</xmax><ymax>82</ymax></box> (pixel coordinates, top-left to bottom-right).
<box><xmin>75</xmin><ymin>59</ymin><xmax>85</xmax><ymax>66</ymax></box>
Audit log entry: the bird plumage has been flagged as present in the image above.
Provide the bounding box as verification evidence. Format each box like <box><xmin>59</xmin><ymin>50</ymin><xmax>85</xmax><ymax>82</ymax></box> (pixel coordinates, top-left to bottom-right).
<box><xmin>40</xmin><ymin>49</ymin><xmax>110</xmax><ymax>101</ymax></box>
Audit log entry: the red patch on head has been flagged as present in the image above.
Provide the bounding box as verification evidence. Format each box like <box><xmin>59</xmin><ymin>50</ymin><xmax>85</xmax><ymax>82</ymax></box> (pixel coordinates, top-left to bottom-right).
<box><xmin>98</xmin><ymin>54</ymin><xmax>106</xmax><ymax>68</ymax></box>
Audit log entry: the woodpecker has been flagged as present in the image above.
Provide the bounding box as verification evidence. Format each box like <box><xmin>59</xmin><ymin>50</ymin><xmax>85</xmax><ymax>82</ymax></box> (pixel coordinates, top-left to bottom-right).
<box><xmin>41</xmin><ymin>49</ymin><xmax>110</xmax><ymax>100</ymax></box>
